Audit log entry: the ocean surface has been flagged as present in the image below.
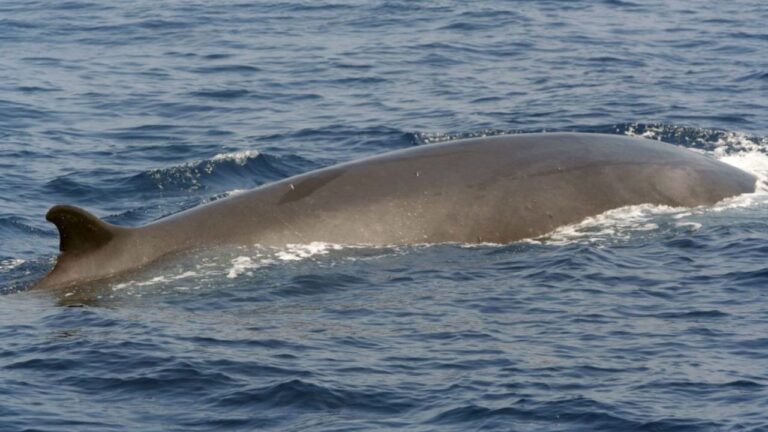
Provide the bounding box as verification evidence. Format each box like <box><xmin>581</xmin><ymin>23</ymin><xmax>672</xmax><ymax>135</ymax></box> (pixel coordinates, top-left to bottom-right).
<box><xmin>2</xmin><ymin>1</ymin><xmax>768</xmax><ymax>430</ymax></box>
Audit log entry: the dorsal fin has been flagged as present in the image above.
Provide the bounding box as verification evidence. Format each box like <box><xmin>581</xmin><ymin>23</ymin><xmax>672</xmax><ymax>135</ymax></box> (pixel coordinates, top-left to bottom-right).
<box><xmin>45</xmin><ymin>205</ymin><xmax>116</xmax><ymax>255</ymax></box>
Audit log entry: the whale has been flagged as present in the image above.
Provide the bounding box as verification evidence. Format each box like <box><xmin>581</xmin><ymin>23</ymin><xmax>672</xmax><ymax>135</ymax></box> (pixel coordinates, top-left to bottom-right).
<box><xmin>32</xmin><ymin>132</ymin><xmax>756</xmax><ymax>290</ymax></box>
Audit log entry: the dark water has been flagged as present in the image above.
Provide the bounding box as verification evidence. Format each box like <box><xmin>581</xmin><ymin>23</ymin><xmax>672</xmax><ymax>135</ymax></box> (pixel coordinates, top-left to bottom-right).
<box><xmin>2</xmin><ymin>1</ymin><xmax>768</xmax><ymax>430</ymax></box>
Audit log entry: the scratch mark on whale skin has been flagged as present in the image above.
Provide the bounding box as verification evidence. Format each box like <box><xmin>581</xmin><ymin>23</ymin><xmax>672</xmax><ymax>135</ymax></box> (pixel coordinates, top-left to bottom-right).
<box><xmin>278</xmin><ymin>170</ymin><xmax>344</xmax><ymax>205</ymax></box>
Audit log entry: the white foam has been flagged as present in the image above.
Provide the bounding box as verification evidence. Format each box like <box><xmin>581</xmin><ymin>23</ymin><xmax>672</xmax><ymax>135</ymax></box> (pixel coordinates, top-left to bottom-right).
<box><xmin>212</xmin><ymin>150</ymin><xmax>260</xmax><ymax>165</ymax></box>
<box><xmin>226</xmin><ymin>255</ymin><xmax>275</xmax><ymax>278</ymax></box>
<box><xmin>711</xmin><ymin>131</ymin><xmax>768</xmax><ymax>155</ymax></box>
<box><xmin>718</xmin><ymin>151</ymin><xmax>768</xmax><ymax>193</ymax></box>
<box><xmin>225</xmin><ymin>189</ymin><xmax>248</xmax><ymax>197</ymax></box>
<box><xmin>227</xmin><ymin>256</ymin><xmax>254</xmax><ymax>278</ymax></box>
<box><xmin>0</xmin><ymin>258</ymin><xmax>25</xmax><ymax>272</ymax></box>
<box><xmin>702</xmin><ymin>150</ymin><xmax>768</xmax><ymax>212</ymax></box>
<box><xmin>224</xmin><ymin>242</ymin><xmax>354</xmax><ymax>278</ymax></box>
<box><xmin>530</xmin><ymin>204</ymin><xmax>685</xmax><ymax>245</ymax></box>
<box><xmin>113</xmin><ymin>270</ymin><xmax>199</xmax><ymax>290</ymax></box>
<box><xmin>675</xmin><ymin>221</ymin><xmax>702</xmax><ymax>230</ymax></box>
<box><xmin>624</xmin><ymin>125</ymin><xmax>768</xmax><ymax>155</ymax></box>
<box><xmin>623</xmin><ymin>124</ymin><xmax>666</xmax><ymax>141</ymax></box>
<box><xmin>275</xmin><ymin>242</ymin><xmax>343</xmax><ymax>261</ymax></box>
<box><xmin>459</xmin><ymin>242</ymin><xmax>504</xmax><ymax>248</ymax></box>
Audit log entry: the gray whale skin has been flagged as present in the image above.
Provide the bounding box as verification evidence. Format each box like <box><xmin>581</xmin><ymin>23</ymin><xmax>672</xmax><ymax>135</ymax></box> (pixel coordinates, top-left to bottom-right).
<box><xmin>33</xmin><ymin>133</ymin><xmax>756</xmax><ymax>290</ymax></box>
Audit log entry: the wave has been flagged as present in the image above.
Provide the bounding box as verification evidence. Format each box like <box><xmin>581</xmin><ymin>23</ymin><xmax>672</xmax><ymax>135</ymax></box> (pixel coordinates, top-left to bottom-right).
<box><xmin>210</xmin><ymin>378</ymin><xmax>417</xmax><ymax>414</ymax></box>
<box><xmin>0</xmin><ymin>216</ymin><xmax>51</xmax><ymax>238</ymax></box>
<box><xmin>425</xmin><ymin>400</ymin><xmax>722</xmax><ymax>430</ymax></box>
<box><xmin>128</xmin><ymin>150</ymin><xmax>287</xmax><ymax>193</ymax></box>
<box><xmin>43</xmin><ymin>150</ymin><xmax>318</xmax><ymax>207</ymax></box>
<box><xmin>81</xmin><ymin>125</ymin><xmax>412</xmax><ymax>201</ymax></box>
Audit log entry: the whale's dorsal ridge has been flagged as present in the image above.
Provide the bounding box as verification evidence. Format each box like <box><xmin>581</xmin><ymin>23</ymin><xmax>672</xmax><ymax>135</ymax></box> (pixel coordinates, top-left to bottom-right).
<box><xmin>46</xmin><ymin>204</ymin><xmax>117</xmax><ymax>255</ymax></box>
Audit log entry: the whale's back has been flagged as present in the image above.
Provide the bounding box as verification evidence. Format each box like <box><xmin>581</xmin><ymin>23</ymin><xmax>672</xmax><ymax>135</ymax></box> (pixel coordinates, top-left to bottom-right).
<box><xmin>227</xmin><ymin>133</ymin><xmax>756</xmax><ymax>244</ymax></box>
<box><xmin>33</xmin><ymin>133</ymin><xmax>757</xmax><ymax>290</ymax></box>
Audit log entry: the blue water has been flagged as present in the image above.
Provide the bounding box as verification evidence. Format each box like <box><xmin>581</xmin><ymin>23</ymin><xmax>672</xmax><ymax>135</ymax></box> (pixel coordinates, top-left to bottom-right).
<box><xmin>2</xmin><ymin>0</ymin><xmax>768</xmax><ymax>430</ymax></box>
